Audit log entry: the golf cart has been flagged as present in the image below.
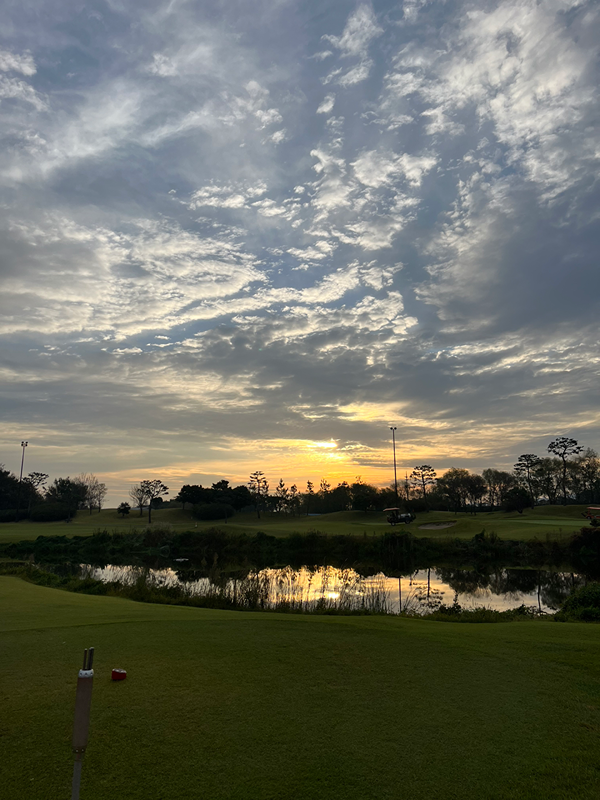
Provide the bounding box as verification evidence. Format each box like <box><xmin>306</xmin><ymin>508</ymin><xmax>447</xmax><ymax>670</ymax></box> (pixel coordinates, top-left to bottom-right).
<box><xmin>384</xmin><ymin>507</ymin><xmax>415</xmax><ymax>526</ymax></box>
<box><xmin>583</xmin><ymin>507</ymin><xmax>600</xmax><ymax>525</ymax></box>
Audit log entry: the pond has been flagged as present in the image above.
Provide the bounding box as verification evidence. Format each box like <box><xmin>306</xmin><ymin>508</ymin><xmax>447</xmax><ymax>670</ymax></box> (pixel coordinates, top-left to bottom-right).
<box><xmin>79</xmin><ymin>563</ymin><xmax>584</xmax><ymax>615</ymax></box>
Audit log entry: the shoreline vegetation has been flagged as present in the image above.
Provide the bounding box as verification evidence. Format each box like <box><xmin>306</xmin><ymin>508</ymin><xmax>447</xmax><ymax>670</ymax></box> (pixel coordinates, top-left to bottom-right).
<box><xmin>3</xmin><ymin>523</ymin><xmax>600</xmax><ymax>622</ymax></box>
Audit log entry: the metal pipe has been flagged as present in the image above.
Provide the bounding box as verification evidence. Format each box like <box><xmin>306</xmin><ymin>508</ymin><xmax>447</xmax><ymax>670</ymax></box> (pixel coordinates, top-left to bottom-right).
<box><xmin>71</xmin><ymin>758</ymin><xmax>82</xmax><ymax>800</ymax></box>
<box><xmin>390</xmin><ymin>427</ymin><xmax>398</xmax><ymax>505</ymax></box>
<box><xmin>15</xmin><ymin>440</ymin><xmax>28</xmax><ymax>523</ymax></box>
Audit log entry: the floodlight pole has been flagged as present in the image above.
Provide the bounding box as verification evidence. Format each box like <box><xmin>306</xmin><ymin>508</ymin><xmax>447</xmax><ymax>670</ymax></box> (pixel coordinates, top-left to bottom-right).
<box><xmin>71</xmin><ymin>647</ymin><xmax>95</xmax><ymax>800</ymax></box>
<box><xmin>15</xmin><ymin>440</ymin><xmax>28</xmax><ymax>522</ymax></box>
<box><xmin>390</xmin><ymin>427</ymin><xmax>398</xmax><ymax>505</ymax></box>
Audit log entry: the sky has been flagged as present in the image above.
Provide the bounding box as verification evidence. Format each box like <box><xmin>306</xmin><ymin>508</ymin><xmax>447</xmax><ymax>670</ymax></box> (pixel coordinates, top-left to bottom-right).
<box><xmin>1</xmin><ymin>0</ymin><xmax>599</xmax><ymax>505</ymax></box>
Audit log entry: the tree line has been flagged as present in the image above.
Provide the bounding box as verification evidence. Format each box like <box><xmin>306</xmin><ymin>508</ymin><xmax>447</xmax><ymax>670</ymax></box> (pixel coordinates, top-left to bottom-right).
<box><xmin>0</xmin><ymin>470</ymin><xmax>108</xmax><ymax>522</ymax></box>
<box><xmin>172</xmin><ymin>438</ymin><xmax>598</xmax><ymax>518</ymax></box>
<box><xmin>1</xmin><ymin>436</ymin><xmax>597</xmax><ymax>523</ymax></box>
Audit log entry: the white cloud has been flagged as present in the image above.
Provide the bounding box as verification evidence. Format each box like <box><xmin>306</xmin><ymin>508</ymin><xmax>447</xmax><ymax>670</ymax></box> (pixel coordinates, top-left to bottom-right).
<box><xmin>323</xmin><ymin>5</ymin><xmax>383</xmax><ymax>58</ymax></box>
<box><xmin>0</xmin><ymin>49</ymin><xmax>36</xmax><ymax>76</ymax></box>
<box><xmin>317</xmin><ymin>94</ymin><xmax>336</xmax><ymax>114</ymax></box>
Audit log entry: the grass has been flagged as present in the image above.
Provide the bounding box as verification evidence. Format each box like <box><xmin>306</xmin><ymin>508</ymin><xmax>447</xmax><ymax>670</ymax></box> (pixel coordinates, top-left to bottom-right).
<box><xmin>2</xmin><ymin>576</ymin><xmax>600</xmax><ymax>799</ymax></box>
<box><xmin>0</xmin><ymin>503</ymin><xmax>591</xmax><ymax>545</ymax></box>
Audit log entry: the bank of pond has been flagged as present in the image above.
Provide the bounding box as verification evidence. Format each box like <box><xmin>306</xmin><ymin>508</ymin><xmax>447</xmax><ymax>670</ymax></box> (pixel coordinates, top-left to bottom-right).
<box><xmin>3</xmin><ymin>524</ymin><xmax>600</xmax><ymax>621</ymax></box>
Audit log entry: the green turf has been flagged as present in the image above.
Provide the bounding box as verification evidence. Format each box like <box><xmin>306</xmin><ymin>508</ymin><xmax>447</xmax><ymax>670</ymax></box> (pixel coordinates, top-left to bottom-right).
<box><xmin>0</xmin><ymin>503</ymin><xmax>591</xmax><ymax>545</ymax></box>
<box><xmin>2</xmin><ymin>576</ymin><xmax>600</xmax><ymax>799</ymax></box>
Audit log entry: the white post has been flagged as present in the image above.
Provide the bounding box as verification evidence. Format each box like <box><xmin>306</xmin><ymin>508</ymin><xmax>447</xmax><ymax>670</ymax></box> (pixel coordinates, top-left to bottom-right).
<box><xmin>71</xmin><ymin>648</ymin><xmax>94</xmax><ymax>800</ymax></box>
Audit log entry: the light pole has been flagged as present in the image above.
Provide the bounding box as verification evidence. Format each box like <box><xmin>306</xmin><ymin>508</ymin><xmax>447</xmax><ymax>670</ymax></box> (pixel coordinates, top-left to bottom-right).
<box><xmin>390</xmin><ymin>427</ymin><xmax>398</xmax><ymax>506</ymax></box>
<box><xmin>15</xmin><ymin>440</ymin><xmax>28</xmax><ymax>522</ymax></box>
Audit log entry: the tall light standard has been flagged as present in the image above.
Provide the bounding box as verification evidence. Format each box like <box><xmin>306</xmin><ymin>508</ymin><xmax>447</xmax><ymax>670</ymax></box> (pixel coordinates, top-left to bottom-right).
<box><xmin>15</xmin><ymin>440</ymin><xmax>28</xmax><ymax>522</ymax></box>
<box><xmin>390</xmin><ymin>427</ymin><xmax>398</xmax><ymax>505</ymax></box>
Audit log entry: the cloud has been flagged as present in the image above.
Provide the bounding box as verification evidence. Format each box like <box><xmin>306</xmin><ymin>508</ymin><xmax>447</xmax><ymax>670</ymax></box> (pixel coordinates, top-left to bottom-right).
<box><xmin>317</xmin><ymin>94</ymin><xmax>335</xmax><ymax>114</ymax></box>
<box><xmin>0</xmin><ymin>49</ymin><xmax>36</xmax><ymax>76</ymax></box>
<box><xmin>0</xmin><ymin>0</ymin><xmax>598</xmax><ymax>501</ymax></box>
<box><xmin>323</xmin><ymin>5</ymin><xmax>383</xmax><ymax>58</ymax></box>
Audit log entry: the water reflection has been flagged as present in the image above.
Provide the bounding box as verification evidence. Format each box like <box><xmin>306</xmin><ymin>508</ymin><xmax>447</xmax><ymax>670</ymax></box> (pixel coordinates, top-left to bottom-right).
<box><xmin>80</xmin><ymin>563</ymin><xmax>583</xmax><ymax>615</ymax></box>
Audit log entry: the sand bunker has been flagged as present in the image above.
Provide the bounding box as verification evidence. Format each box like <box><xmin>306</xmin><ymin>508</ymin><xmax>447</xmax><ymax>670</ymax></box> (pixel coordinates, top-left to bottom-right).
<box><xmin>418</xmin><ymin>522</ymin><xmax>457</xmax><ymax>530</ymax></box>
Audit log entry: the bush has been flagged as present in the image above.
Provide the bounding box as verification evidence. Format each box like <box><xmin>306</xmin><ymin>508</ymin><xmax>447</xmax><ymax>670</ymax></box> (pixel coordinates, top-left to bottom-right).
<box><xmin>559</xmin><ymin>583</ymin><xmax>600</xmax><ymax>621</ymax></box>
<box><xmin>192</xmin><ymin>503</ymin><xmax>235</xmax><ymax>521</ymax></box>
<box><xmin>29</xmin><ymin>503</ymin><xmax>72</xmax><ymax>522</ymax></box>
<box><xmin>0</xmin><ymin>509</ymin><xmax>17</xmax><ymax>523</ymax></box>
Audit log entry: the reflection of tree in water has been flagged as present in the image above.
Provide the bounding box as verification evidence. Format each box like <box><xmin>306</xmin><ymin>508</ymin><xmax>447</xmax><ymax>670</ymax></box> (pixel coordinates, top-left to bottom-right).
<box><xmin>435</xmin><ymin>567</ymin><xmax>494</xmax><ymax>595</ymax></box>
<box><xmin>540</xmin><ymin>572</ymin><xmax>586</xmax><ymax>610</ymax></box>
<box><xmin>435</xmin><ymin>567</ymin><xmax>588</xmax><ymax>611</ymax></box>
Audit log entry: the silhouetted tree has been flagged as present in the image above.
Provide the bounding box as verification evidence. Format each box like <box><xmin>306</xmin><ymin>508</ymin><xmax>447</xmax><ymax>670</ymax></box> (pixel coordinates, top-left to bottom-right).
<box><xmin>351</xmin><ymin>477</ymin><xmax>378</xmax><ymax>513</ymax></box>
<box><xmin>248</xmin><ymin>471</ymin><xmax>269</xmax><ymax>519</ymax></box>
<box><xmin>46</xmin><ymin>476</ymin><xmax>87</xmax><ymax>519</ymax></box>
<box><xmin>503</xmin><ymin>486</ymin><xmax>531</xmax><ymax>514</ymax></box>
<box><xmin>305</xmin><ymin>480</ymin><xmax>315</xmax><ymax>516</ymax></box>
<box><xmin>410</xmin><ymin>465</ymin><xmax>437</xmax><ymax>506</ymax></box>
<box><xmin>0</xmin><ymin>465</ymin><xmax>19</xmax><ymax>511</ymax></box>
<box><xmin>548</xmin><ymin>437</ymin><xmax>583</xmax><ymax>504</ymax></box>
<box><xmin>117</xmin><ymin>502</ymin><xmax>130</xmax><ymax>518</ymax></box>
<box><xmin>22</xmin><ymin>471</ymin><xmax>48</xmax><ymax>515</ymax></box>
<box><xmin>274</xmin><ymin>479</ymin><xmax>288</xmax><ymax>513</ymax></box>
<box><xmin>129</xmin><ymin>483</ymin><xmax>148</xmax><ymax>516</ymax></box>
<box><xmin>288</xmin><ymin>484</ymin><xmax>301</xmax><ymax>516</ymax></box>
<box><xmin>140</xmin><ymin>479</ymin><xmax>169</xmax><ymax>523</ymax></box>
<box><xmin>513</xmin><ymin>454</ymin><xmax>541</xmax><ymax>506</ymax></box>
<box><xmin>482</xmin><ymin>469</ymin><xmax>515</xmax><ymax>509</ymax></box>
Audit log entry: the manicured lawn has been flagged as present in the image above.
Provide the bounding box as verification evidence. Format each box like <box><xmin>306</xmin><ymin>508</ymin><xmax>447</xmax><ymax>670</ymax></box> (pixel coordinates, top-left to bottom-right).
<box><xmin>0</xmin><ymin>504</ymin><xmax>592</xmax><ymax>545</ymax></box>
<box><xmin>2</xmin><ymin>576</ymin><xmax>600</xmax><ymax>799</ymax></box>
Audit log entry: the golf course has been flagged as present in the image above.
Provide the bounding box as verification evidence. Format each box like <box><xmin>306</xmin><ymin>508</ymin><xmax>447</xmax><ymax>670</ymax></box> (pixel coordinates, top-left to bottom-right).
<box><xmin>0</xmin><ymin>503</ymin><xmax>590</xmax><ymax>544</ymax></box>
<box><xmin>2</xmin><ymin>573</ymin><xmax>600</xmax><ymax>799</ymax></box>
<box><xmin>2</xmin><ymin>503</ymin><xmax>599</xmax><ymax>798</ymax></box>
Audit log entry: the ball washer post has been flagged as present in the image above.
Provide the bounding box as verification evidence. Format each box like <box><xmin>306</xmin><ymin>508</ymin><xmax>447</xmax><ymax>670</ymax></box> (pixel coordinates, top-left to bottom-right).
<box><xmin>71</xmin><ymin>648</ymin><xmax>95</xmax><ymax>800</ymax></box>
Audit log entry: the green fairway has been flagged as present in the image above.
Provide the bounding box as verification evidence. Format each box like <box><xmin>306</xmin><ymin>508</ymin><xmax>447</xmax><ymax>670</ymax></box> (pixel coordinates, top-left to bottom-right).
<box><xmin>2</xmin><ymin>576</ymin><xmax>600</xmax><ymax>799</ymax></box>
<box><xmin>0</xmin><ymin>503</ymin><xmax>590</xmax><ymax>545</ymax></box>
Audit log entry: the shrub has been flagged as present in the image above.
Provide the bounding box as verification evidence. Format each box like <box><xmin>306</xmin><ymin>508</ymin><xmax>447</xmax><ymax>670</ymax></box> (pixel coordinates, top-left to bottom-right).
<box><xmin>0</xmin><ymin>509</ymin><xmax>17</xmax><ymax>523</ymax></box>
<box><xmin>192</xmin><ymin>503</ymin><xmax>235</xmax><ymax>521</ymax></box>
<box><xmin>558</xmin><ymin>582</ymin><xmax>600</xmax><ymax>621</ymax></box>
<box><xmin>29</xmin><ymin>503</ymin><xmax>72</xmax><ymax>522</ymax></box>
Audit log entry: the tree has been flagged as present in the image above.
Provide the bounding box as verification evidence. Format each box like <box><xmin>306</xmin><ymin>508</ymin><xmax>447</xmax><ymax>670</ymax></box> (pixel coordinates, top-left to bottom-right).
<box><xmin>287</xmin><ymin>484</ymin><xmax>301</xmax><ymax>516</ymax></box>
<box><xmin>330</xmin><ymin>481</ymin><xmax>352</xmax><ymax>512</ymax></box>
<box><xmin>571</xmin><ymin>449</ymin><xmax>600</xmax><ymax>503</ymax></box>
<box><xmin>229</xmin><ymin>485</ymin><xmax>253</xmax><ymax>511</ymax></box>
<box><xmin>464</xmin><ymin>473</ymin><xmax>487</xmax><ymax>512</ymax></box>
<box><xmin>410</xmin><ymin>465</ymin><xmax>437</xmax><ymax>506</ymax></box>
<box><xmin>533</xmin><ymin>458</ymin><xmax>562</xmax><ymax>504</ymax></box>
<box><xmin>46</xmin><ymin>476</ymin><xmax>88</xmax><ymax>519</ymax></box>
<box><xmin>176</xmin><ymin>484</ymin><xmax>211</xmax><ymax>509</ymax></box>
<box><xmin>351</xmin><ymin>477</ymin><xmax>378</xmax><ymax>513</ymax></box>
<box><xmin>248</xmin><ymin>471</ymin><xmax>269</xmax><ymax>519</ymax></box>
<box><xmin>96</xmin><ymin>482</ymin><xmax>107</xmax><ymax>512</ymax></box>
<box><xmin>22</xmin><ymin>471</ymin><xmax>48</xmax><ymax>514</ymax></box>
<box><xmin>274</xmin><ymin>479</ymin><xmax>288</xmax><ymax>513</ymax></box>
<box><xmin>140</xmin><ymin>479</ymin><xmax>169</xmax><ymax>523</ymax></box>
<box><xmin>129</xmin><ymin>484</ymin><xmax>148</xmax><ymax>516</ymax></box>
<box><xmin>78</xmin><ymin>473</ymin><xmax>107</xmax><ymax>514</ymax></box>
<box><xmin>482</xmin><ymin>469</ymin><xmax>515</xmax><ymax>509</ymax></box>
<box><xmin>117</xmin><ymin>502</ymin><xmax>131</xmax><ymax>518</ymax></box>
<box><xmin>0</xmin><ymin>465</ymin><xmax>19</xmax><ymax>511</ymax></box>
<box><xmin>436</xmin><ymin>468</ymin><xmax>471</xmax><ymax>513</ymax></box>
<box><xmin>503</xmin><ymin>486</ymin><xmax>531</xmax><ymax>514</ymax></box>
<box><xmin>547</xmin><ymin>437</ymin><xmax>584</xmax><ymax>505</ymax></box>
<box><xmin>305</xmin><ymin>480</ymin><xmax>315</xmax><ymax>516</ymax></box>
<box><xmin>513</xmin><ymin>454</ymin><xmax>541</xmax><ymax>507</ymax></box>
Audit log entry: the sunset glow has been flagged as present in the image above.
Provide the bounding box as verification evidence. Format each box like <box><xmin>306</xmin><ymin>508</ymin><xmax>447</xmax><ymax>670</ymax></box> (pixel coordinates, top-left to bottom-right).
<box><xmin>0</xmin><ymin>1</ymin><xmax>598</xmax><ymax>503</ymax></box>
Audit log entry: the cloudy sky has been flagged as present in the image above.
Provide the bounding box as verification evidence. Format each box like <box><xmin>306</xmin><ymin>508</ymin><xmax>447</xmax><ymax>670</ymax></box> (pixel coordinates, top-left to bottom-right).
<box><xmin>1</xmin><ymin>0</ymin><xmax>599</xmax><ymax>503</ymax></box>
